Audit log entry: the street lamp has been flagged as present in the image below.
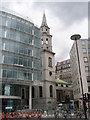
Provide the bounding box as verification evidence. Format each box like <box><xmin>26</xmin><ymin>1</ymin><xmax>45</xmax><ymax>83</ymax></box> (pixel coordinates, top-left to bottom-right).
<box><xmin>70</xmin><ymin>34</ymin><xmax>84</xmax><ymax>97</ymax></box>
<box><xmin>70</xmin><ymin>34</ymin><xmax>87</xmax><ymax>119</ymax></box>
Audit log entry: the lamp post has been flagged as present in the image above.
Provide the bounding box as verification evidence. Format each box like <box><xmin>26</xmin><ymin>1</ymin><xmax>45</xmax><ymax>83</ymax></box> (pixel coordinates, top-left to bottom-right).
<box><xmin>70</xmin><ymin>34</ymin><xmax>87</xmax><ymax>119</ymax></box>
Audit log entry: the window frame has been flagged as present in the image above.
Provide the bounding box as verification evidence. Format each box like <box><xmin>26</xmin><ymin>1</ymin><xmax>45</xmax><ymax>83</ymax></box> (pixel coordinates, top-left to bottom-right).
<box><xmin>48</xmin><ymin>57</ymin><xmax>52</xmax><ymax>67</ymax></box>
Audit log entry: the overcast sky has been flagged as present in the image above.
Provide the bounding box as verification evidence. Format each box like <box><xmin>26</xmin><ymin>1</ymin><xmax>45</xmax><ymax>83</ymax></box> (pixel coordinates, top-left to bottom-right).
<box><xmin>1</xmin><ymin>0</ymin><xmax>89</xmax><ymax>63</ymax></box>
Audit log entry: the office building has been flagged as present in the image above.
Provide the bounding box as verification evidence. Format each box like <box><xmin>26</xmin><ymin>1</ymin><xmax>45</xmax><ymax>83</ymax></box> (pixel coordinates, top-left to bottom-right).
<box><xmin>0</xmin><ymin>10</ymin><xmax>41</xmax><ymax>112</ymax></box>
<box><xmin>70</xmin><ymin>39</ymin><xmax>90</xmax><ymax>107</ymax></box>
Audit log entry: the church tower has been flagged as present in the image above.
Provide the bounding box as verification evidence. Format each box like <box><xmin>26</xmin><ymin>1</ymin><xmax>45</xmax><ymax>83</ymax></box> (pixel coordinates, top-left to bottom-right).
<box><xmin>40</xmin><ymin>12</ymin><xmax>57</xmax><ymax>109</ymax></box>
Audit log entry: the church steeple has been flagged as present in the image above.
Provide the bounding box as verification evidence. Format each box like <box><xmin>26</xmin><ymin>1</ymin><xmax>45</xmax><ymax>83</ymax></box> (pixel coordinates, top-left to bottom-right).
<box><xmin>40</xmin><ymin>12</ymin><xmax>52</xmax><ymax>52</ymax></box>
<box><xmin>41</xmin><ymin>11</ymin><xmax>48</xmax><ymax>27</ymax></box>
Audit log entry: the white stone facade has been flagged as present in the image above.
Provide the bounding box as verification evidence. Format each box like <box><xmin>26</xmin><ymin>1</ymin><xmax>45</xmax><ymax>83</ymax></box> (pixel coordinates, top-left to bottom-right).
<box><xmin>70</xmin><ymin>39</ymin><xmax>89</xmax><ymax>100</ymax></box>
<box><xmin>39</xmin><ymin>12</ymin><xmax>57</xmax><ymax>109</ymax></box>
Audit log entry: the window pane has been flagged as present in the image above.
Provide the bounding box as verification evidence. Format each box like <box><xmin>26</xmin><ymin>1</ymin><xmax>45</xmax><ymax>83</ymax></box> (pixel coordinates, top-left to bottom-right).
<box><xmin>34</xmin><ymin>27</ymin><xmax>40</xmax><ymax>37</ymax></box>
<box><xmin>24</xmin><ymin>47</ymin><xmax>27</xmax><ymax>55</ymax></box>
<box><xmin>33</xmin><ymin>49</ymin><xmax>40</xmax><ymax>58</ymax></box>
<box><xmin>87</xmin><ymin>76</ymin><xmax>90</xmax><ymax>82</ymax></box>
<box><xmin>19</xmin><ymin>45</ymin><xmax>24</xmax><ymax>54</ymax></box>
<box><xmin>9</xmin><ymin>42</ymin><xmax>14</xmax><ymax>52</ymax></box>
<box><xmin>88</xmin><ymin>40</ymin><xmax>90</xmax><ymax>44</ymax></box>
<box><xmin>34</xmin><ymin>38</ymin><xmax>40</xmax><ymax>48</ymax></box>
<box><xmin>7</xmin><ymin>18</ymin><xmax>11</xmax><ymax>27</ymax></box>
<box><xmin>23</xmin><ymin>72</ymin><xmax>28</xmax><ymax>80</ymax></box>
<box><xmin>88</xmin><ymin>86</ymin><xmax>90</xmax><ymax>92</ymax></box>
<box><xmin>2</xmin><ymin>69</ymin><xmax>7</xmax><ymax>77</ymax></box>
<box><xmin>33</xmin><ymin>72</ymin><xmax>37</xmax><ymax>81</ymax></box>
<box><xmin>33</xmin><ymin>59</ymin><xmax>40</xmax><ymax>69</ymax></box>
<box><xmin>84</xmin><ymin>57</ymin><xmax>88</xmax><ymax>62</ymax></box>
<box><xmin>18</xmin><ymin>70</ymin><xmax>23</xmax><ymax>79</ymax></box>
<box><xmin>8</xmin><ymin>56</ymin><xmax>14</xmax><ymax>64</ymax></box>
<box><xmin>7</xmin><ymin>70</ymin><xmax>13</xmax><ymax>78</ymax></box>
<box><xmin>14</xmin><ymin>44</ymin><xmax>19</xmax><ymax>53</ymax></box>
<box><xmin>4</xmin><ymin>85</ymin><xmax>10</xmax><ymax>96</ymax></box>
<box><xmin>23</xmin><ymin>58</ymin><xmax>27</xmax><ymax>67</ymax></box>
<box><xmin>19</xmin><ymin>57</ymin><xmax>23</xmax><ymax>65</ymax></box>
<box><xmin>88</xmin><ymin>48</ymin><xmax>90</xmax><ymax>53</ymax></box>
<box><xmin>13</xmin><ymin>70</ymin><xmax>17</xmax><ymax>78</ymax></box>
<box><xmin>16</xmin><ymin>32</ymin><xmax>20</xmax><ymax>41</ymax></box>
<box><xmin>2</xmin><ymin>17</ymin><xmax>6</xmax><ymax>26</ymax></box>
<box><xmin>4</xmin><ymin>56</ymin><xmax>8</xmax><ymax>64</ymax></box>
<box><xmin>28</xmin><ymin>49</ymin><xmax>32</xmax><ymax>56</ymax></box>
<box><xmin>14</xmin><ymin>57</ymin><xmax>18</xmax><ymax>64</ymax></box>
<box><xmin>85</xmin><ymin>66</ymin><xmax>89</xmax><ymax>72</ymax></box>
<box><xmin>28</xmin><ymin>73</ymin><xmax>32</xmax><ymax>80</ymax></box>
<box><xmin>28</xmin><ymin>59</ymin><xmax>32</xmax><ymax>68</ymax></box>
<box><xmin>82</xmin><ymin>48</ymin><xmax>87</xmax><ymax>53</ymax></box>
<box><xmin>81</xmin><ymin>40</ymin><xmax>85</xmax><ymax>45</ymax></box>
<box><xmin>5</xmin><ymin>41</ymin><xmax>9</xmax><ymax>51</ymax></box>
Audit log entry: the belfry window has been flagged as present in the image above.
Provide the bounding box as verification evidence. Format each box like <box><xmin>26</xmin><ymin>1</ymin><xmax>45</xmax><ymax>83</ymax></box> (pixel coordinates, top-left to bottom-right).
<box><xmin>46</xmin><ymin>38</ymin><xmax>48</xmax><ymax>44</ymax></box>
<box><xmin>42</xmin><ymin>39</ymin><xmax>43</xmax><ymax>44</ymax></box>
<box><xmin>48</xmin><ymin>57</ymin><xmax>52</xmax><ymax>67</ymax></box>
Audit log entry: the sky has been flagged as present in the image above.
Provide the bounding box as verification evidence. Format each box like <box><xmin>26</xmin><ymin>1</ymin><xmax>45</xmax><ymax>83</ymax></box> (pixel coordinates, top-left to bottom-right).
<box><xmin>1</xmin><ymin>0</ymin><xmax>89</xmax><ymax>64</ymax></box>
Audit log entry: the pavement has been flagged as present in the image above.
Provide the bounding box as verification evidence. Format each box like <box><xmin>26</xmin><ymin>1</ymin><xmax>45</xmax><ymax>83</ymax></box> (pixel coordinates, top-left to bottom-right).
<box><xmin>1</xmin><ymin>110</ymin><xmax>90</xmax><ymax>120</ymax></box>
<box><xmin>2</xmin><ymin>118</ymin><xmax>90</xmax><ymax>120</ymax></box>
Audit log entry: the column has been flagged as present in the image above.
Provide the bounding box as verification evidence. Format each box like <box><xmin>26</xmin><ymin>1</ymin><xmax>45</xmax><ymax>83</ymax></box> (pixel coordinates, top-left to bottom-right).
<box><xmin>29</xmin><ymin>85</ymin><xmax>32</xmax><ymax>109</ymax></box>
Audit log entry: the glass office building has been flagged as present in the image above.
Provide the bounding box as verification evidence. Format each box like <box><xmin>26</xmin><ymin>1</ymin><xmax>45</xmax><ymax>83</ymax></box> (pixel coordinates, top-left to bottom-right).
<box><xmin>0</xmin><ymin>10</ymin><xmax>41</xmax><ymax>112</ymax></box>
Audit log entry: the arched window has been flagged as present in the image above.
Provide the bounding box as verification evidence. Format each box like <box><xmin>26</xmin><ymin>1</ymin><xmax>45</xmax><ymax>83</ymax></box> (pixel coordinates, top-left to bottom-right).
<box><xmin>42</xmin><ymin>39</ymin><xmax>43</xmax><ymax>44</ymax></box>
<box><xmin>50</xmin><ymin>85</ymin><xmax>53</xmax><ymax>97</ymax></box>
<box><xmin>48</xmin><ymin>57</ymin><xmax>52</xmax><ymax>67</ymax></box>
<box><xmin>39</xmin><ymin>86</ymin><xmax>43</xmax><ymax>97</ymax></box>
<box><xmin>61</xmin><ymin>84</ymin><xmax>63</xmax><ymax>87</ymax></box>
<box><xmin>32</xmin><ymin>86</ymin><xmax>35</xmax><ymax>98</ymax></box>
<box><xmin>46</xmin><ymin>38</ymin><xmax>48</xmax><ymax>44</ymax></box>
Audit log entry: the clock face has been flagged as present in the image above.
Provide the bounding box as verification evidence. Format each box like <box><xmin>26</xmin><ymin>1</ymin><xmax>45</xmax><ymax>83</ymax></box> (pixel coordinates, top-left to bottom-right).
<box><xmin>49</xmin><ymin>71</ymin><xmax>52</xmax><ymax>76</ymax></box>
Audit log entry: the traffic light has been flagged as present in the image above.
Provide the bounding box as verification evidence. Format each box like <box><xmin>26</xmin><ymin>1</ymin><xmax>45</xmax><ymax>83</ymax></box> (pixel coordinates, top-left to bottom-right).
<box><xmin>83</xmin><ymin>93</ymin><xmax>90</xmax><ymax>101</ymax></box>
<box><xmin>87</xmin><ymin>93</ymin><xmax>90</xmax><ymax>101</ymax></box>
<box><xmin>83</xmin><ymin>93</ymin><xmax>86</xmax><ymax>101</ymax></box>
<box><xmin>83</xmin><ymin>93</ymin><xmax>88</xmax><ymax>119</ymax></box>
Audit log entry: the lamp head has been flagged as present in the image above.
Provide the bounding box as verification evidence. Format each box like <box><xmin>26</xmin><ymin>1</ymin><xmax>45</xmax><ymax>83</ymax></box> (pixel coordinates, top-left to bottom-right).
<box><xmin>70</xmin><ymin>34</ymin><xmax>81</xmax><ymax>40</ymax></box>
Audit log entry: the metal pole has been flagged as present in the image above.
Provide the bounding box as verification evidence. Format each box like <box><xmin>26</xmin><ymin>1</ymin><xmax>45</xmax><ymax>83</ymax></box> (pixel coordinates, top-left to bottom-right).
<box><xmin>75</xmin><ymin>40</ymin><xmax>84</xmax><ymax>100</ymax></box>
<box><xmin>29</xmin><ymin>85</ymin><xmax>32</xmax><ymax>109</ymax></box>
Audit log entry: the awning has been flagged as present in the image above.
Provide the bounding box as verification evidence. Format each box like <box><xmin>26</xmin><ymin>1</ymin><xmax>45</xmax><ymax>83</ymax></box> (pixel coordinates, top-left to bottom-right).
<box><xmin>55</xmin><ymin>79</ymin><xmax>68</xmax><ymax>85</ymax></box>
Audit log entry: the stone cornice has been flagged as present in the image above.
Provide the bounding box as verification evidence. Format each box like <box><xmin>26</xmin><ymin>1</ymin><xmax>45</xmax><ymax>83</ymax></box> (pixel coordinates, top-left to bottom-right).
<box><xmin>42</xmin><ymin>49</ymin><xmax>55</xmax><ymax>55</ymax></box>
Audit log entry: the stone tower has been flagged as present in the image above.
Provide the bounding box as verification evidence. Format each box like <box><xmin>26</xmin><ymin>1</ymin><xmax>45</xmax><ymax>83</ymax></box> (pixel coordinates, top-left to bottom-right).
<box><xmin>40</xmin><ymin>12</ymin><xmax>57</xmax><ymax>110</ymax></box>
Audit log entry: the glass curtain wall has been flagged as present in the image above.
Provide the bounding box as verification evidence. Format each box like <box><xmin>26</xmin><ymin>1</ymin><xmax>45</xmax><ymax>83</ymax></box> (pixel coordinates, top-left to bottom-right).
<box><xmin>0</xmin><ymin>11</ymin><xmax>41</xmax><ymax>111</ymax></box>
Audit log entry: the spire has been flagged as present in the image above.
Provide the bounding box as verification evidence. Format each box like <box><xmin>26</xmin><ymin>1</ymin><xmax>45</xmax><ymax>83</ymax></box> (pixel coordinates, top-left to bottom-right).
<box><xmin>41</xmin><ymin>11</ymin><xmax>48</xmax><ymax>27</ymax></box>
